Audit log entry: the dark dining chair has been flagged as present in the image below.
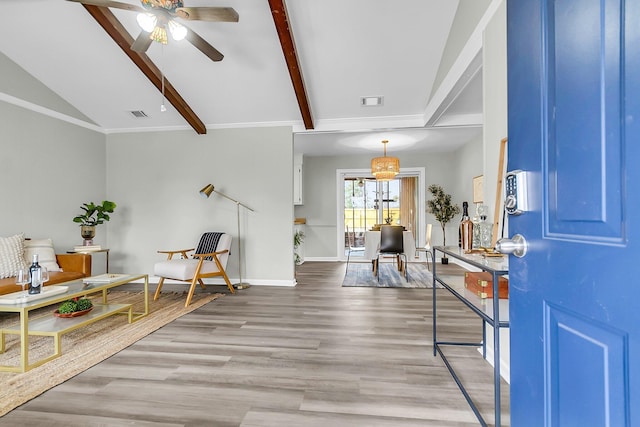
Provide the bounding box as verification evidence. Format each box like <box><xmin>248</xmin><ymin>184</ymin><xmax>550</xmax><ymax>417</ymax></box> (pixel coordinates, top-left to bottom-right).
<box><xmin>373</xmin><ymin>225</ymin><xmax>408</xmax><ymax>281</ymax></box>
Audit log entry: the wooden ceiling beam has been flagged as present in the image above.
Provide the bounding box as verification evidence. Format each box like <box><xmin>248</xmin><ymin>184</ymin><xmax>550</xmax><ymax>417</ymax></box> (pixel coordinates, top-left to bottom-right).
<box><xmin>82</xmin><ymin>5</ymin><xmax>207</xmax><ymax>134</ymax></box>
<box><xmin>268</xmin><ymin>0</ymin><xmax>314</xmax><ymax>130</ymax></box>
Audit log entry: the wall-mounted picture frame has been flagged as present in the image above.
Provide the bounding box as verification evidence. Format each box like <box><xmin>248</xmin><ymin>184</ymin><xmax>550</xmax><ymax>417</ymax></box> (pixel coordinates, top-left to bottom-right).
<box><xmin>473</xmin><ymin>175</ymin><xmax>484</xmax><ymax>204</ymax></box>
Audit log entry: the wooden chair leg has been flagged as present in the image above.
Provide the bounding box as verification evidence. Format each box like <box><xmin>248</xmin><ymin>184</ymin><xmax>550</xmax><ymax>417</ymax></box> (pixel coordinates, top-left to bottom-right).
<box><xmin>154</xmin><ymin>277</ymin><xmax>165</xmax><ymax>301</ymax></box>
<box><xmin>221</xmin><ymin>270</ymin><xmax>235</xmax><ymax>294</ymax></box>
<box><xmin>185</xmin><ymin>277</ymin><xmax>199</xmax><ymax>307</ymax></box>
<box><xmin>198</xmin><ymin>279</ymin><xmax>207</xmax><ymax>290</ymax></box>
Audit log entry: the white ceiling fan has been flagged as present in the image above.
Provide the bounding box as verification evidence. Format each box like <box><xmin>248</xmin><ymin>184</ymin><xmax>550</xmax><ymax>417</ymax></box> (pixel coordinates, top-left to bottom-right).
<box><xmin>67</xmin><ymin>0</ymin><xmax>239</xmax><ymax>61</ymax></box>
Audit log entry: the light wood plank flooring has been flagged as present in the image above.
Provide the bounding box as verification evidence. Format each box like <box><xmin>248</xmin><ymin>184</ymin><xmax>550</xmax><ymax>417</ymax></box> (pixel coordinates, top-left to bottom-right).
<box><xmin>0</xmin><ymin>262</ymin><xmax>509</xmax><ymax>426</ymax></box>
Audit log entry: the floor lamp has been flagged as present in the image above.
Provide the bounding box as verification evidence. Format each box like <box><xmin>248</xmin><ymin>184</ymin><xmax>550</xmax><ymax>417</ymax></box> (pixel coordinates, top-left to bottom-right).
<box><xmin>200</xmin><ymin>184</ymin><xmax>254</xmax><ymax>289</ymax></box>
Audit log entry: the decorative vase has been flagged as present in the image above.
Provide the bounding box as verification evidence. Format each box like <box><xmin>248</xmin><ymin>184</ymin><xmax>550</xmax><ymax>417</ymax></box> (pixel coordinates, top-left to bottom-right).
<box><xmin>80</xmin><ymin>225</ymin><xmax>96</xmax><ymax>246</ymax></box>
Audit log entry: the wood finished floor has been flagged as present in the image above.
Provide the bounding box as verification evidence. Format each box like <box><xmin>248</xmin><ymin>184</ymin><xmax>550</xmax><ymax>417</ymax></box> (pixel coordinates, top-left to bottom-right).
<box><xmin>0</xmin><ymin>262</ymin><xmax>509</xmax><ymax>426</ymax></box>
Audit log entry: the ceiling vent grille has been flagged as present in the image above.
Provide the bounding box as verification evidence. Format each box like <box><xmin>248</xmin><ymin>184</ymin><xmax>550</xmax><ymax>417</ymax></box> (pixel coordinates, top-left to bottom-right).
<box><xmin>129</xmin><ymin>110</ymin><xmax>148</xmax><ymax>118</ymax></box>
<box><xmin>361</xmin><ymin>96</ymin><xmax>383</xmax><ymax>107</ymax></box>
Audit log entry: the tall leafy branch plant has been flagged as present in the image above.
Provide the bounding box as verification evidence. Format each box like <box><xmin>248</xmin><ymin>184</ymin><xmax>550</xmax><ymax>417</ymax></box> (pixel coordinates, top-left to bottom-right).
<box><xmin>426</xmin><ymin>184</ymin><xmax>460</xmax><ymax>247</ymax></box>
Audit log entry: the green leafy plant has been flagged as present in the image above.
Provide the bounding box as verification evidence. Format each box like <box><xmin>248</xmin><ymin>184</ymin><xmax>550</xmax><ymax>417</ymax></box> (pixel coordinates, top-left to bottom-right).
<box><xmin>426</xmin><ymin>184</ymin><xmax>460</xmax><ymax>247</ymax></box>
<box><xmin>76</xmin><ymin>298</ymin><xmax>93</xmax><ymax>311</ymax></box>
<box><xmin>57</xmin><ymin>298</ymin><xmax>93</xmax><ymax>314</ymax></box>
<box><xmin>73</xmin><ymin>200</ymin><xmax>117</xmax><ymax>226</ymax></box>
<box><xmin>57</xmin><ymin>300</ymin><xmax>77</xmax><ymax>314</ymax></box>
<box><xmin>294</xmin><ymin>230</ymin><xmax>305</xmax><ymax>265</ymax></box>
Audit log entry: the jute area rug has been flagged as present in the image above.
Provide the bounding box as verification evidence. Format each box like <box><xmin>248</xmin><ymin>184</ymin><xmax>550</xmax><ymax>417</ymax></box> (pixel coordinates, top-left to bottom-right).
<box><xmin>0</xmin><ymin>290</ymin><xmax>223</xmax><ymax>416</ymax></box>
<box><xmin>342</xmin><ymin>261</ymin><xmax>467</xmax><ymax>288</ymax></box>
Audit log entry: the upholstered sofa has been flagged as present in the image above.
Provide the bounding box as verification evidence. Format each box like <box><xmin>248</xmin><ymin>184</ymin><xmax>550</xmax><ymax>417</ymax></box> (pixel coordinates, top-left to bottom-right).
<box><xmin>0</xmin><ymin>234</ymin><xmax>92</xmax><ymax>296</ymax></box>
<box><xmin>0</xmin><ymin>253</ymin><xmax>91</xmax><ymax>296</ymax></box>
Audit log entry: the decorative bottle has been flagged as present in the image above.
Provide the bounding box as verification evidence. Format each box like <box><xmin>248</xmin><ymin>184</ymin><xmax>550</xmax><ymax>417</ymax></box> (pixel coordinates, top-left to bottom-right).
<box><xmin>478</xmin><ymin>213</ymin><xmax>492</xmax><ymax>248</ymax></box>
<box><xmin>28</xmin><ymin>254</ymin><xmax>42</xmax><ymax>295</ymax></box>
<box><xmin>460</xmin><ymin>201</ymin><xmax>473</xmax><ymax>252</ymax></box>
<box><xmin>472</xmin><ymin>204</ymin><xmax>482</xmax><ymax>248</ymax></box>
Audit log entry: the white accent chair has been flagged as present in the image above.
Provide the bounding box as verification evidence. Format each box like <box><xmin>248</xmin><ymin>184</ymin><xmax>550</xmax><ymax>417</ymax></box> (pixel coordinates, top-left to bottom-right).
<box><xmin>154</xmin><ymin>232</ymin><xmax>234</xmax><ymax>307</ymax></box>
<box><xmin>345</xmin><ymin>225</ymin><xmax>365</xmax><ymax>276</ymax></box>
<box><xmin>424</xmin><ymin>223</ymin><xmax>433</xmax><ymax>271</ymax></box>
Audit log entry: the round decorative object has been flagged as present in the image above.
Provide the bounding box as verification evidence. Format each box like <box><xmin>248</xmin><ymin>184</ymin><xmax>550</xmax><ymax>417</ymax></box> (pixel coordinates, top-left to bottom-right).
<box><xmin>80</xmin><ymin>225</ymin><xmax>96</xmax><ymax>239</ymax></box>
<box><xmin>54</xmin><ymin>307</ymin><xmax>93</xmax><ymax>318</ymax></box>
<box><xmin>80</xmin><ymin>225</ymin><xmax>96</xmax><ymax>246</ymax></box>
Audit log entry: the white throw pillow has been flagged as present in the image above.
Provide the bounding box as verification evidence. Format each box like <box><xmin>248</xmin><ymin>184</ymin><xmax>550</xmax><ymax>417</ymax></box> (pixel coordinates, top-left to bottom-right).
<box><xmin>0</xmin><ymin>233</ymin><xmax>28</xmax><ymax>279</ymax></box>
<box><xmin>24</xmin><ymin>238</ymin><xmax>62</xmax><ymax>272</ymax></box>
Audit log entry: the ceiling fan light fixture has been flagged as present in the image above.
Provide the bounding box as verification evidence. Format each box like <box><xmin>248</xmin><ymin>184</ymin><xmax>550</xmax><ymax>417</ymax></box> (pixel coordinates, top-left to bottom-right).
<box><xmin>168</xmin><ymin>20</ymin><xmax>187</xmax><ymax>41</ymax></box>
<box><xmin>150</xmin><ymin>25</ymin><xmax>168</xmax><ymax>44</ymax></box>
<box><xmin>136</xmin><ymin>12</ymin><xmax>157</xmax><ymax>32</ymax></box>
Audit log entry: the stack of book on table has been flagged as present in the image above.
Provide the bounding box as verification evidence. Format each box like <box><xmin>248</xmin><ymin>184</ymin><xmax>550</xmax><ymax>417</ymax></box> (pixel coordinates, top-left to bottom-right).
<box><xmin>73</xmin><ymin>245</ymin><xmax>102</xmax><ymax>252</ymax></box>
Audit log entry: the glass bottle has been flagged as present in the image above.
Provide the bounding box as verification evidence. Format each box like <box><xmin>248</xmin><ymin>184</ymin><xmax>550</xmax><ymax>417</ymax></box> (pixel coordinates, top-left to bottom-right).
<box><xmin>28</xmin><ymin>254</ymin><xmax>42</xmax><ymax>295</ymax></box>
<box><xmin>472</xmin><ymin>204</ymin><xmax>482</xmax><ymax>248</ymax></box>
<box><xmin>460</xmin><ymin>201</ymin><xmax>473</xmax><ymax>252</ymax></box>
<box><xmin>478</xmin><ymin>214</ymin><xmax>492</xmax><ymax>248</ymax></box>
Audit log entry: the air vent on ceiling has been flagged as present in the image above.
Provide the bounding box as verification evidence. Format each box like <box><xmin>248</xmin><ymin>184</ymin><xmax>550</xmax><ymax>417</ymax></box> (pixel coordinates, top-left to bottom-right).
<box><xmin>129</xmin><ymin>110</ymin><xmax>148</xmax><ymax>118</ymax></box>
<box><xmin>361</xmin><ymin>96</ymin><xmax>384</xmax><ymax>107</ymax></box>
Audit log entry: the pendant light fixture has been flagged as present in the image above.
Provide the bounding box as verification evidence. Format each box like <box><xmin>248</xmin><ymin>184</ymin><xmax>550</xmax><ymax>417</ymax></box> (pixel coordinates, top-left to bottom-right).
<box><xmin>371</xmin><ymin>140</ymin><xmax>400</xmax><ymax>181</ymax></box>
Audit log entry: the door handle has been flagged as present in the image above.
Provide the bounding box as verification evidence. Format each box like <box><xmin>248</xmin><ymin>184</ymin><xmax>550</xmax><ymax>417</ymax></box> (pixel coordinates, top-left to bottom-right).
<box><xmin>495</xmin><ymin>234</ymin><xmax>528</xmax><ymax>258</ymax></box>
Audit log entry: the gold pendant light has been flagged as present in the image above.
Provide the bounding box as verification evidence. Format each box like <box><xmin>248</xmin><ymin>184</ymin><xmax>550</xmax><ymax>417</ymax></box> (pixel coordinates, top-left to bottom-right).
<box><xmin>371</xmin><ymin>140</ymin><xmax>400</xmax><ymax>181</ymax></box>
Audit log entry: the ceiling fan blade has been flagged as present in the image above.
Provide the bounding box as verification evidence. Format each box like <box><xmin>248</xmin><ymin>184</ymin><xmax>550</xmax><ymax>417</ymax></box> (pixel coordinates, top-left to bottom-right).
<box><xmin>175</xmin><ymin>7</ymin><xmax>239</xmax><ymax>22</ymax></box>
<box><xmin>184</xmin><ymin>27</ymin><xmax>224</xmax><ymax>62</ymax></box>
<box><xmin>131</xmin><ymin>31</ymin><xmax>153</xmax><ymax>53</ymax></box>
<box><xmin>66</xmin><ymin>0</ymin><xmax>144</xmax><ymax>13</ymax></box>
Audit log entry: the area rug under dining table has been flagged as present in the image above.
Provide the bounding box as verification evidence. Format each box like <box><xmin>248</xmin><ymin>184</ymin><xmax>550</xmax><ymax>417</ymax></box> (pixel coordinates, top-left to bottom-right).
<box><xmin>0</xmin><ymin>290</ymin><xmax>223</xmax><ymax>417</ymax></box>
<box><xmin>342</xmin><ymin>261</ymin><xmax>466</xmax><ymax>288</ymax></box>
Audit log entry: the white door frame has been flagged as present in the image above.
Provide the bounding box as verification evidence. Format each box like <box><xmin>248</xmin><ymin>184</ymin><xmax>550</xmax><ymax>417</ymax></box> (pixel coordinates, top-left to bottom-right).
<box><xmin>336</xmin><ymin>167</ymin><xmax>426</xmax><ymax>261</ymax></box>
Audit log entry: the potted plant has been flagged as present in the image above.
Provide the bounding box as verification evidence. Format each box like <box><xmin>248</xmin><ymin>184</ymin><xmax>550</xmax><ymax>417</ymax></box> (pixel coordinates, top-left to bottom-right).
<box><xmin>426</xmin><ymin>184</ymin><xmax>460</xmax><ymax>264</ymax></box>
<box><xmin>73</xmin><ymin>200</ymin><xmax>117</xmax><ymax>245</ymax></box>
<box><xmin>294</xmin><ymin>229</ymin><xmax>305</xmax><ymax>265</ymax></box>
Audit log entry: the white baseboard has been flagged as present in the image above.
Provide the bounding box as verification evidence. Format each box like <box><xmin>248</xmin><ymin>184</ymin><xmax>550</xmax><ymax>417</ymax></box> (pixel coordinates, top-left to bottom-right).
<box><xmin>304</xmin><ymin>257</ymin><xmax>340</xmax><ymax>262</ymax></box>
<box><xmin>130</xmin><ymin>276</ymin><xmax>297</xmax><ymax>287</ymax></box>
<box><xmin>478</xmin><ymin>346</ymin><xmax>511</xmax><ymax>384</ymax></box>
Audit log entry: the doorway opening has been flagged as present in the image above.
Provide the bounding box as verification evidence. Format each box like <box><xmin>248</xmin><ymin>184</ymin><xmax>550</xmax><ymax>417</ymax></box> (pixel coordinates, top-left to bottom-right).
<box><xmin>337</xmin><ymin>168</ymin><xmax>425</xmax><ymax>261</ymax></box>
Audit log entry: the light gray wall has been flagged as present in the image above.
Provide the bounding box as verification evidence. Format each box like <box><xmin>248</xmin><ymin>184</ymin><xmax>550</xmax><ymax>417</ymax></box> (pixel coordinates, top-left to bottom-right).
<box><xmin>483</xmin><ymin>0</ymin><xmax>508</xmax><ymax>237</ymax></box>
<box><xmin>105</xmin><ymin>127</ymin><xmax>295</xmax><ymax>285</ymax></box>
<box><xmin>481</xmin><ymin>0</ymin><xmax>509</xmax><ymax>378</ymax></box>
<box><xmin>0</xmin><ymin>52</ymin><xmax>95</xmax><ymax>124</ymax></box>
<box><xmin>450</xmin><ymin>135</ymin><xmax>484</xmax><ymax>213</ymax></box>
<box><xmin>431</xmin><ymin>0</ymin><xmax>492</xmax><ymax>100</ymax></box>
<box><xmin>1</xmin><ymin>52</ymin><xmax>295</xmax><ymax>285</ymax></box>
<box><xmin>294</xmin><ymin>150</ymin><xmax>465</xmax><ymax>258</ymax></box>
<box><xmin>0</xmin><ymin>101</ymin><xmax>106</xmax><ymax>250</ymax></box>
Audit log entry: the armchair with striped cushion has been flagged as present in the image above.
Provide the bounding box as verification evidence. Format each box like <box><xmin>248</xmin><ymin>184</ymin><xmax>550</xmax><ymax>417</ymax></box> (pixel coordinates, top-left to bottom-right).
<box><xmin>153</xmin><ymin>232</ymin><xmax>234</xmax><ymax>307</ymax></box>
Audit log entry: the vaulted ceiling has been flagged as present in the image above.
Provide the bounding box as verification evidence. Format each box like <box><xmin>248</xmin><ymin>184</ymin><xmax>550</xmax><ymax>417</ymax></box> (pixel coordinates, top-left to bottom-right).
<box><xmin>0</xmin><ymin>0</ymin><xmax>489</xmax><ymax>156</ymax></box>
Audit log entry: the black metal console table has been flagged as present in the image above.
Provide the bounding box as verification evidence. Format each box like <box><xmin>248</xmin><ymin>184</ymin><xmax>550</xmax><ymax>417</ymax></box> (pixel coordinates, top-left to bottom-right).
<box><xmin>432</xmin><ymin>246</ymin><xmax>509</xmax><ymax>427</ymax></box>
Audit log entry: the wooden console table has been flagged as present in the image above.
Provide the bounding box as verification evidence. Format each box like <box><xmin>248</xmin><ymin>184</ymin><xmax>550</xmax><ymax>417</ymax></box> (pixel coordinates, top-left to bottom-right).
<box><xmin>0</xmin><ymin>274</ymin><xmax>148</xmax><ymax>373</ymax></box>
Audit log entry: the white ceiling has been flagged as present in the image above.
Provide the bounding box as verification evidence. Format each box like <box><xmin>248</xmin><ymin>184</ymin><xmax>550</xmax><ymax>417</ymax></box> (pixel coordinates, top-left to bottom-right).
<box><xmin>0</xmin><ymin>0</ymin><xmax>485</xmax><ymax>156</ymax></box>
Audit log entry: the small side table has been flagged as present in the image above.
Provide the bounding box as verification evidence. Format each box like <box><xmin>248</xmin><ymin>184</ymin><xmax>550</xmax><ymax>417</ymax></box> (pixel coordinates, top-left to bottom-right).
<box><xmin>67</xmin><ymin>248</ymin><xmax>110</xmax><ymax>273</ymax></box>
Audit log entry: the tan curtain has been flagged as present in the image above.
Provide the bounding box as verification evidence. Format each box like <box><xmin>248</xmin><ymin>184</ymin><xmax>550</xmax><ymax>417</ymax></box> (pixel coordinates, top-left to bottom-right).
<box><xmin>399</xmin><ymin>177</ymin><xmax>417</xmax><ymax>234</ymax></box>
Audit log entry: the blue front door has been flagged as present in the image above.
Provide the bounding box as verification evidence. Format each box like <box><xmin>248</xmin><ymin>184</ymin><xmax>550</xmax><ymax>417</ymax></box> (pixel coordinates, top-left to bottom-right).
<box><xmin>507</xmin><ymin>0</ymin><xmax>640</xmax><ymax>425</ymax></box>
